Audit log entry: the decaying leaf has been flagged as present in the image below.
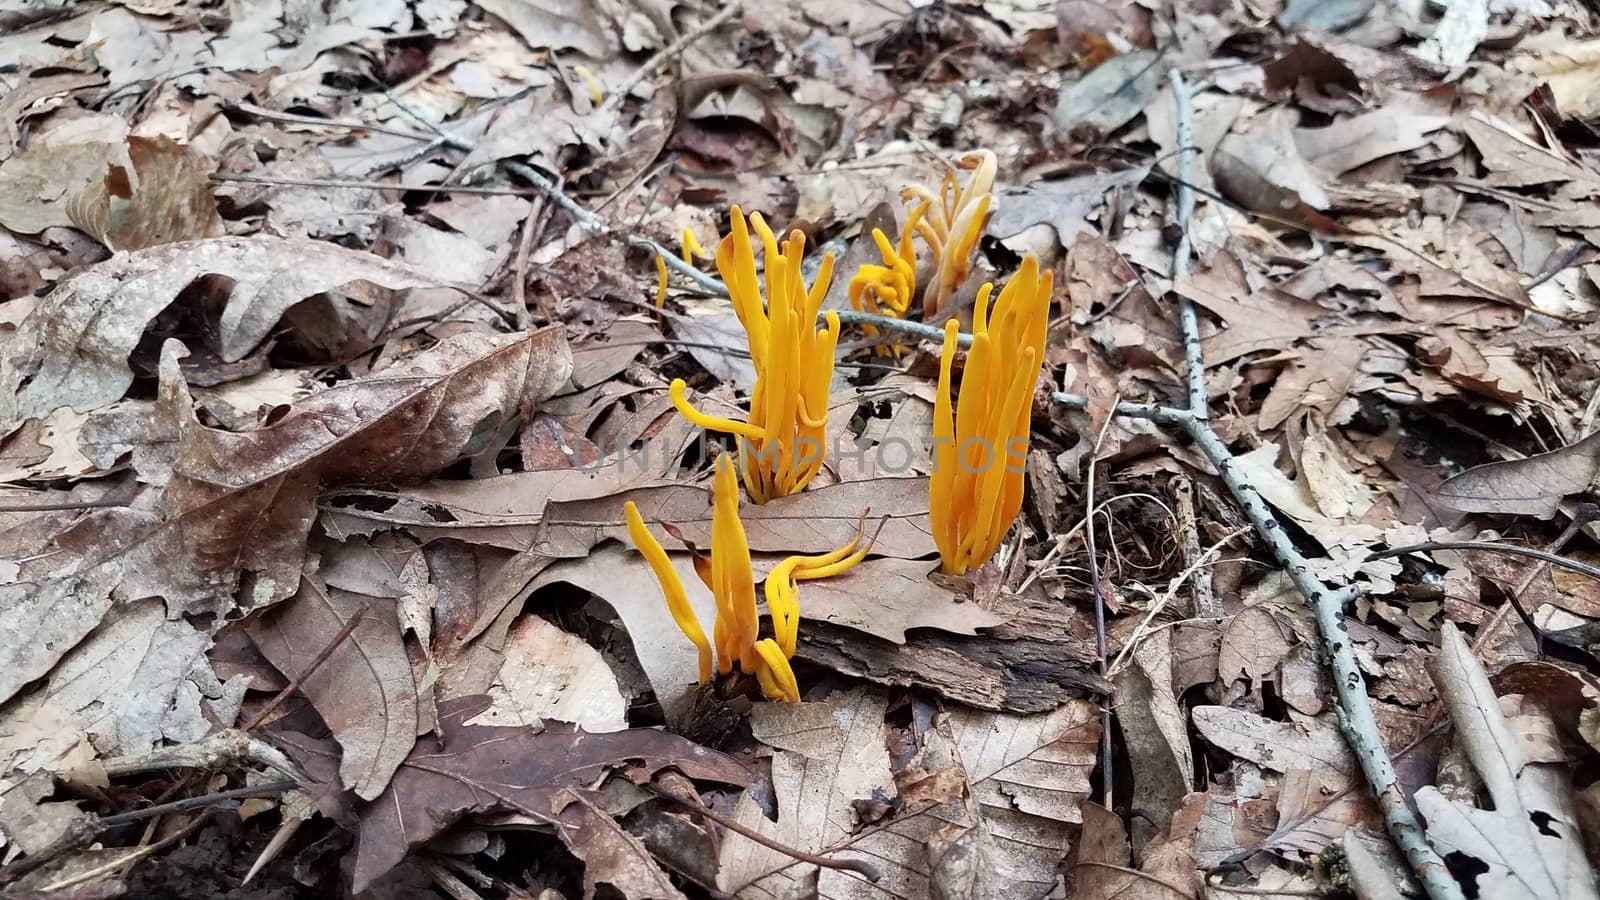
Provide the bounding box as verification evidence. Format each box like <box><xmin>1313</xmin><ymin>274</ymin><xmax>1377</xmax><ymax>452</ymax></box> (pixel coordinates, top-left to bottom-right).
<box><xmin>135</xmin><ymin>329</ymin><xmax>569</xmax><ymax>614</ymax></box>
<box><xmin>1412</xmin><ymin>623</ymin><xmax>1600</xmax><ymax>900</ymax></box>
<box><xmin>65</xmin><ymin>135</ymin><xmax>221</xmax><ymax>251</ymax></box>
<box><xmin>717</xmin><ymin>688</ymin><xmax>1099</xmax><ymax>899</ymax></box>
<box><xmin>480</xmin><ymin>613</ymin><xmax>628</xmax><ymax>732</ymax></box>
<box><xmin>1435</xmin><ymin>431</ymin><xmax>1600</xmax><ymax>519</ymax></box>
<box><xmin>0</xmin><ymin>236</ymin><xmax>471</xmax><ymax>430</ymax></box>
<box><xmin>248</xmin><ymin>575</ymin><xmax>419</xmax><ymax>802</ymax></box>
<box><xmin>0</xmin><ymin>598</ymin><xmax>244</xmax><ymax>777</ymax></box>
<box><xmin>344</xmin><ymin>694</ymin><xmax>747</xmax><ymax>893</ymax></box>
<box><xmin>1192</xmin><ymin>706</ymin><xmax>1356</xmax><ymax>793</ymax></box>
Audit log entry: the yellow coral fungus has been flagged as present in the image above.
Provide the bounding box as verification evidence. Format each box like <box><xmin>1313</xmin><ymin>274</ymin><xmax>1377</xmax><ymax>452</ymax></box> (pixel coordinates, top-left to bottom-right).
<box><xmin>669</xmin><ymin>207</ymin><xmax>840</xmax><ymax>503</ymax></box>
<box><xmin>653</xmin><ymin>252</ymin><xmax>669</xmax><ymax>318</ymax></box>
<box><xmin>847</xmin><ymin>211</ymin><xmax>922</xmax><ymax>358</ymax></box>
<box><xmin>621</xmin><ymin>454</ymin><xmax>866</xmax><ymax>702</ymax></box>
<box><xmin>763</xmin><ymin>515</ymin><xmax>872</xmax><ymax>658</ymax></box>
<box><xmin>930</xmin><ymin>253</ymin><xmax>1051</xmax><ymax>575</ymax></box>
<box><xmin>572</xmin><ymin>64</ymin><xmax>604</xmax><ymax>107</ymax></box>
<box><xmin>902</xmin><ymin>150</ymin><xmax>997</xmax><ymax>320</ymax></box>
<box><xmin>681</xmin><ymin>228</ymin><xmax>706</xmax><ymax>264</ymax></box>
<box><xmin>625</xmin><ymin>501</ymin><xmax>712</xmax><ymax>682</ymax></box>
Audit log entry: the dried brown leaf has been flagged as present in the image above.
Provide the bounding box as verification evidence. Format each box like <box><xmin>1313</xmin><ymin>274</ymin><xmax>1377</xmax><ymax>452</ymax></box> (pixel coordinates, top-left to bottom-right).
<box><xmin>0</xmin><ymin>598</ymin><xmax>242</xmax><ymax>777</ymax></box>
<box><xmin>479</xmin><ymin>614</ymin><xmax>627</xmax><ymax>732</ymax></box>
<box><xmin>1435</xmin><ymin>430</ymin><xmax>1600</xmax><ymax>518</ymax></box>
<box><xmin>0</xmin><ymin>237</ymin><xmax>463</xmax><ymax>429</ymax></box>
<box><xmin>344</xmin><ymin>694</ymin><xmax>747</xmax><ymax>893</ymax></box>
<box><xmin>553</xmin><ymin>790</ymin><xmax>689</xmax><ymax>900</ymax></box>
<box><xmin>762</xmin><ymin>555</ymin><xmax>1004</xmax><ymax>644</ymax></box>
<box><xmin>248</xmin><ymin>575</ymin><xmax>418</xmax><ymax>801</ymax></box>
<box><xmin>0</xmin><ymin>140</ymin><xmax>123</xmax><ymax>236</ymax></box>
<box><xmin>1294</xmin><ymin>98</ymin><xmax>1449</xmax><ymax>176</ymax></box>
<box><xmin>107</xmin><ymin>328</ymin><xmax>569</xmax><ymax>616</ymax></box>
<box><xmin>475</xmin><ymin>0</ymin><xmax>614</xmax><ymax>56</ymax></box>
<box><xmin>1054</xmin><ymin>49</ymin><xmax>1163</xmax><ymax>134</ymax></box>
<box><xmin>65</xmin><ymin>136</ymin><xmax>221</xmax><ymax>251</ymax></box>
<box><xmin>1191</xmin><ymin>707</ymin><xmax>1356</xmax><ymax>793</ymax></box>
<box><xmin>1413</xmin><ymin>623</ymin><xmax>1600</xmax><ymax>900</ymax></box>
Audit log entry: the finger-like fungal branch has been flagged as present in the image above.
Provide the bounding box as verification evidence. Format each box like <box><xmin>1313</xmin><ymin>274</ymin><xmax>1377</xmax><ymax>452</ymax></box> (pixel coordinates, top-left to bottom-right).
<box><xmin>623</xmin><ymin>454</ymin><xmax>866</xmax><ymax>701</ymax></box>
<box><xmin>847</xmin><ymin>212</ymin><xmax>922</xmax><ymax>359</ymax></box>
<box><xmin>670</xmin><ymin>207</ymin><xmax>840</xmax><ymax>502</ymax></box>
<box><xmin>903</xmin><ymin>150</ymin><xmax>997</xmax><ymax>319</ymax></box>
<box><xmin>930</xmin><ymin>255</ymin><xmax>1051</xmax><ymax>575</ymax></box>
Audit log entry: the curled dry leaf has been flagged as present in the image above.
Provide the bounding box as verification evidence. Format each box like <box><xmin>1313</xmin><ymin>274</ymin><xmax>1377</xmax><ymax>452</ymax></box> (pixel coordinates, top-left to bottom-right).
<box><xmin>717</xmin><ymin>688</ymin><xmax>1100</xmax><ymax>899</ymax></box>
<box><xmin>0</xmin><ymin>328</ymin><xmax>571</xmax><ymax>709</ymax></box>
<box><xmin>131</xmin><ymin>328</ymin><xmax>571</xmax><ymax>615</ymax></box>
<box><xmin>0</xmin><ymin>140</ymin><xmax>127</xmax><ymax>236</ymax></box>
<box><xmin>1191</xmin><ymin>706</ymin><xmax>1356</xmax><ymax>793</ymax></box>
<box><xmin>0</xmin><ymin>236</ymin><xmax>468</xmax><ymax>431</ymax></box>
<box><xmin>480</xmin><ymin>613</ymin><xmax>628</xmax><ymax>732</ymax></box>
<box><xmin>0</xmin><ymin>598</ymin><xmax>244</xmax><ymax>778</ymax></box>
<box><xmin>64</xmin><ymin>135</ymin><xmax>222</xmax><ymax>251</ymax></box>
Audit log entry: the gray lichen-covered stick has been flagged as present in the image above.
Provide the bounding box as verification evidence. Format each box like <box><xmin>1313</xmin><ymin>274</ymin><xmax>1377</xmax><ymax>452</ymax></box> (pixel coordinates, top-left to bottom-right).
<box><xmin>1154</xmin><ymin>70</ymin><xmax>1464</xmax><ymax>900</ymax></box>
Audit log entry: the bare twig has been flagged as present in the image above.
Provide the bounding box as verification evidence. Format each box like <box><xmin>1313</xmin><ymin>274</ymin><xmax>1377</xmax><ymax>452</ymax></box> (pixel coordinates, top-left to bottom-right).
<box><xmin>1118</xmin><ymin>71</ymin><xmax>1466</xmax><ymax>900</ymax></box>
<box><xmin>599</xmin><ymin>3</ymin><xmax>744</xmax><ymax>113</ymax></box>
<box><xmin>1168</xmin><ymin>71</ymin><xmax>1207</xmax><ymax>419</ymax></box>
<box><xmin>209</xmin><ymin>173</ymin><xmax>554</xmax><ymax>196</ymax></box>
<box><xmin>1368</xmin><ymin>539</ymin><xmax>1600</xmax><ymax>586</ymax></box>
<box><xmin>226</xmin><ymin>102</ymin><xmax>435</xmax><ymax>140</ymax></box>
<box><xmin>645</xmin><ymin>784</ymin><xmax>882</xmax><ymax>883</ymax></box>
<box><xmin>97</xmin><ymin>780</ymin><xmax>298</xmax><ymax>829</ymax></box>
<box><xmin>1176</xmin><ymin>411</ymin><xmax>1462</xmax><ymax>900</ymax></box>
<box><xmin>1074</xmin><ymin>861</ymin><xmax>1195</xmax><ymax>898</ymax></box>
<box><xmin>0</xmin><ymin>498</ymin><xmax>126</xmax><ymax>512</ymax></box>
<box><xmin>511</xmin><ymin>182</ymin><xmax>551</xmax><ymax>328</ymax></box>
<box><xmin>1171</xmin><ymin>473</ymin><xmax>1220</xmax><ymax>617</ymax></box>
<box><xmin>34</xmin><ymin>811</ymin><xmax>212</xmax><ymax>892</ymax></box>
<box><xmin>1084</xmin><ymin>396</ymin><xmax>1119</xmax><ymax>809</ymax></box>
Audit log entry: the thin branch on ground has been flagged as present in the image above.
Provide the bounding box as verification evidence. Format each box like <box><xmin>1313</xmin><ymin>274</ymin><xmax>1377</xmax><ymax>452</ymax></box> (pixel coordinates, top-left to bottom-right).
<box><xmin>0</xmin><ymin>498</ymin><xmax>126</xmax><ymax>512</ymax></box>
<box><xmin>97</xmin><ymin>780</ymin><xmax>298</xmax><ymax>829</ymax></box>
<box><xmin>1109</xmin><ymin>525</ymin><xmax>1250</xmax><ymax>677</ymax></box>
<box><xmin>645</xmin><ymin>785</ymin><xmax>883</xmax><ymax>885</ymax></box>
<box><xmin>226</xmin><ymin>102</ymin><xmax>435</xmax><ymax>141</ymax></box>
<box><xmin>1084</xmin><ymin>395</ymin><xmax>1120</xmax><ymax>809</ymax></box>
<box><xmin>511</xmin><ymin>189</ymin><xmax>544</xmax><ymax>329</ymax></box>
<box><xmin>1367</xmin><ymin>539</ymin><xmax>1600</xmax><ymax>586</ymax></box>
<box><xmin>1122</xmin><ymin>71</ymin><xmax>1467</xmax><ymax>900</ymax></box>
<box><xmin>1168</xmin><ymin>71</ymin><xmax>1207</xmax><ymax>419</ymax></box>
<box><xmin>242</xmin><ymin>601</ymin><xmax>371</xmax><ymax>731</ymax></box>
<box><xmin>599</xmin><ymin>3</ymin><xmax>744</xmax><ymax>113</ymax></box>
<box><xmin>1171</xmin><ymin>473</ymin><xmax>1220</xmax><ymax>617</ymax></box>
<box><xmin>209</xmin><ymin>173</ymin><xmax>556</xmax><ymax>196</ymax></box>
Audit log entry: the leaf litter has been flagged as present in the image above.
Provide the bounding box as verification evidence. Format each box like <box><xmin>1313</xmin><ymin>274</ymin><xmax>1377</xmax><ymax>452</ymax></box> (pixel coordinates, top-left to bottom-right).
<box><xmin>2</xmin><ymin>1</ymin><xmax>1600</xmax><ymax>899</ymax></box>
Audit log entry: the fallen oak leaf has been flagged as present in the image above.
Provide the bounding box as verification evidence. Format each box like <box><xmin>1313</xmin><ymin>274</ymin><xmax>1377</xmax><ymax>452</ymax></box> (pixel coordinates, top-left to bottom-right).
<box><xmin>0</xmin><ymin>236</ymin><xmax>483</xmax><ymax>432</ymax></box>
<box><xmin>8</xmin><ymin>325</ymin><xmax>571</xmax><ymax>663</ymax></box>
<box><xmin>343</xmin><ymin>694</ymin><xmax>748</xmax><ymax>894</ymax></box>
<box><xmin>64</xmin><ymin>135</ymin><xmax>222</xmax><ymax>251</ymax></box>
<box><xmin>335</xmin><ymin>475</ymin><xmax>937</xmax><ymax>560</ymax></box>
